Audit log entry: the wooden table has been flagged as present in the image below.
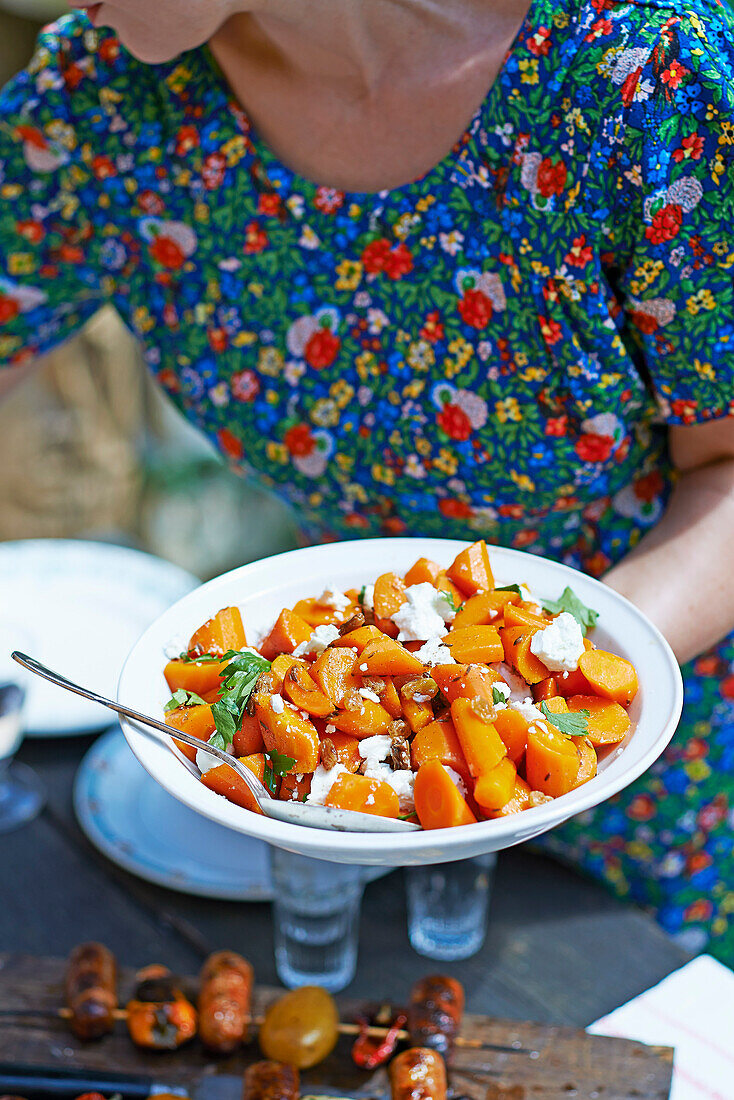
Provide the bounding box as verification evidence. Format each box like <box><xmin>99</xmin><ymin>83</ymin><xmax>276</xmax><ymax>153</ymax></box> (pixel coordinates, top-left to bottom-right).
<box><xmin>6</xmin><ymin>733</ymin><xmax>688</xmax><ymax>1025</ymax></box>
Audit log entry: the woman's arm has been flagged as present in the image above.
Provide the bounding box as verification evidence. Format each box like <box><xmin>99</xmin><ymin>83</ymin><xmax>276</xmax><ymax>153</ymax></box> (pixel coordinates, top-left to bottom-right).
<box><xmin>604</xmin><ymin>419</ymin><xmax>734</xmax><ymax>665</ymax></box>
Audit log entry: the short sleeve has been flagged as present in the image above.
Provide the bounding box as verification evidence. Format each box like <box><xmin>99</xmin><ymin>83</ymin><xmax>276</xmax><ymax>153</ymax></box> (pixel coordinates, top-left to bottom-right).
<box><xmin>614</xmin><ymin>6</ymin><xmax>734</xmax><ymax>425</ymax></box>
<box><xmin>0</xmin><ymin>17</ymin><xmax>107</xmax><ymax>368</ymax></box>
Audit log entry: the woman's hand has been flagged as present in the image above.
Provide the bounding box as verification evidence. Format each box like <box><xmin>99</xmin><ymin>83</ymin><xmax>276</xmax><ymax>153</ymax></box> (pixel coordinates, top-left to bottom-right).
<box><xmin>604</xmin><ymin>418</ymin><xmax>734</xmax><ymax>665</ymax></box>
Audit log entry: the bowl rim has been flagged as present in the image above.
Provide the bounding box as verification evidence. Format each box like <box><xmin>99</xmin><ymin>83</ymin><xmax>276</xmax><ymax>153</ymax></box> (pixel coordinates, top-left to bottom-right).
<box><xmin>119</xmin><ymin>537</ymin><xmax>683</xmax><ymax>864</ymax></box>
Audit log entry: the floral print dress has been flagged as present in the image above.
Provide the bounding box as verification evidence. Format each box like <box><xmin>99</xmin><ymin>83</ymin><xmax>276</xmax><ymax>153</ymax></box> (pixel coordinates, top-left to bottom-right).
<box><xmin>1</xmin><ymin>0</ymin><xmax>733</xmax><ymax>960</ymax></box>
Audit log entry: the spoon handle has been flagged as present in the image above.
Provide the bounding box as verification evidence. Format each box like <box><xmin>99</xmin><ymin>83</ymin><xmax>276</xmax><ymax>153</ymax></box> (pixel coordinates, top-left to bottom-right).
<box><xmin>10</xmin><ymin>651</ymin><xmax>272</xmax><ymax>805</ymax></box>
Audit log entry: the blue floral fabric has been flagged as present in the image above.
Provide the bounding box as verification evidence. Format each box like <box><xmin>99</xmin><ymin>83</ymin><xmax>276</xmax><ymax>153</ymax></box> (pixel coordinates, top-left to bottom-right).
<box><xmin>0</xmin><ymin>0</ymin><xmax>733</xmax><ymax>959</ymax></box>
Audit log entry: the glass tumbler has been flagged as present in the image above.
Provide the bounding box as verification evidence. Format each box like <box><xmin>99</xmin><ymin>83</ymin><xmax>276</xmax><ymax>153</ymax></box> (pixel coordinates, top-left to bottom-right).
<box><xmin>405</xmin><ymin>854</ymin><xmax>497</xmax><ymax>960</ymax></box>
<box><xmin>270</xmin><ymin>848</ymin><xmax>364</xmax><ymax>992</ymax></box>
<box><xmin>0</xmin><ymin>628</ymin><xmax>45</xmax><ymax>832</ymax></box>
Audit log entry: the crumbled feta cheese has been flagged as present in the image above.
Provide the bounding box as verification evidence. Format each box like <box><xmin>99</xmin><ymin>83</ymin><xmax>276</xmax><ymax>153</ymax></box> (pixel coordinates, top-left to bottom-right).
<box><xmin>493</xmin><ymin>680</ymin><xmax>511</xmax><ymax>700</ymax></box>
<box><xmin>358</xmin><ymin>735</ymin><xmax>392</xmax><ymax>775</ymax></box>
<box><xmin>365</xmin><ymin>793</ymin><xmax>375</xmax><ymax>806</ymax></box>
<box><xmin>359</xmin><ymin>662</ymin><xmax>368</xmax><ymax>672</ymax></box>
<box><xmin>293</xmin><ymin>623</ymin><xmax>340</xmax><ymax>657</ymax></box>
<box><xmin>495</xmin><ymin>663</ymin><xmax>531</xmax><ymax>702</ymax></box>
<box><xmin>317</xmin><ymin>583</ymin><xmax>351</xmax><ymax>612</ymax></box>
<box><xmin>270</xmin><ymin>693</ymin><xmax>285</xmax><ymax>714</ymax></box>
<box><xmin>163</xmin><ymin>635</ymin><xmax>187</xmax><ymax>660</ymax></box>
<box><xmin>415</xmin><ymin>635</ymin><xmax>455</xmax><ymax>666</ymax></box>
<box><xmin>196</xmin><ymin>747</ymin><xmax>220</xmax><ymax>775</ymax></box>
<box><xmin>530</xmin><ymin>612</ymin><xmax>585</xmax><ymax>672</ymax></box>
<box><xmin>519</xmin><ymin>584</ymin><xmax>533</xmax><ymax>603</ymax></box>
<box><xmin>325</xmin><ymin>724</ymin><xmax>336</xmax><ymax>734</ymax></box>
<box><xmin>413</xmin><ymin>692</ymin><xmax>433</xmax><ymax>704</ymax></box>
<box><xmin>385</xmin><ymin>768</ymin><xmax>415</xmax><ymax>813</ymax></box>
<box><xmin>392</xmin><ymin>582</ymin><xmax>455</xmax><ymax>641</ymax></box>
<box><xmin>444</xmin><ymin>765</ymin><xmax>467</xmax><ymax>799</ymax></box>
<box><xmin>358</xmin><ymin>687</ymin><xmax>381</xmax><ymax>704</ymax></box>
<box><xmin>512</xmin><ymin>697</ymin><xmax>545</xmax><ymax>723</ymax></box>
<box><xmin>361</xmin><ymin>584</ymin><xmax>375</xmax><ymax>611</ymax></box>
<box><xmin>307</xmin><ymin>763</ymin><xmax>348</xmax><ymax>805</ymax></box>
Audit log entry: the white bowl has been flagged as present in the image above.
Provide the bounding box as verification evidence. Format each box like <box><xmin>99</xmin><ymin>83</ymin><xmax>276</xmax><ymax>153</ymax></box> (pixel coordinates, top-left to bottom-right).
<box><xmin>119</xmin><ymin>538</ymin><xmax>683</xmax><ymax>866</ymax></box>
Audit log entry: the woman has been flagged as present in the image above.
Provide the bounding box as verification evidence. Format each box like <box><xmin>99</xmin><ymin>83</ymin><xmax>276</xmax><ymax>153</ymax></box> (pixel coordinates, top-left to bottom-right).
<box><xmin>1</xmin><ymin>0</ymin><xmax>732</xmax><ymax>959</ymax></box>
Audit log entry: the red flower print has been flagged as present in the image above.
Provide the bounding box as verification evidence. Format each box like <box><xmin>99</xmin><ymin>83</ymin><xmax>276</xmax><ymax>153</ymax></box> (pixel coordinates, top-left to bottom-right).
<box><xmin>527</xmin><ymin>26</ymin><xmax>551</xmax><ymax>56</ymax></box>
<box><xmin>58</xmin><ymin>243</ymin><xmax>84</xmax><ymax>263</ymax></box>
<box><xmin>244</xmin><ymin>221</ymin><xmax>268</xmax><ymax>254</ymax></box>
<box><xmin>673</xmin><ymin>133</ymin><xmax>704</xmax><ymax>162</ymax></box>
<box><xmin>634</xmin><ymin>470</ymin><xmax>664</xmax><ymax>502</ymax></box>
<box><xmin>697</xmin><ymin>795</ymin><xmax>727</xmax><ymax>830</ymax></box>
<box><xmin>361</xmin><ymin>238</ymin><xmax>413</xmax><ymax>279</ymax></box>
<box><xmin>64</xmin><ymin>63</ymin><xmax>85</xmax><ymax>91</ymax></box>
<box><xmin>545</xmin><ymin>415</ymin><xmax>568</xmax><ymax>436</ymax></box>
<box><xmin>284</xmin><ymin>423</ymin><xmax>315</xmax><ymax>457</ymax></box>
<box><xmin>14</xmin><ymin>125</ymin><xmax>47</xmax><ymax>150</ymax></box>
<box><xmin>458</xmin><ymin>288</ymin><xmax>493</xmax><ymax>329</ymax></box>
<box><xmin>0</xmin><ymin>296</ymin><xmax>20</xmax><ymax>324</ymax></box>
<box><xmin>16</xmin><ymin>219</ymin><xmax>44</xmax><ymax>243</ymax></box>
<box><xmin>383</xmin><ymin>516</ymin><xmax>407</xmax><ymax>535</ymax></box>
<box><xmin>421</xmin><ymin>310</ymin><xmax>444</xmax><ymax>343</ymax></box>
<box><xmin>620</xmin><ymin>66</ymin><xmax>643</xmax><ymax>107</ymax></box>
<box><xmin>687</xmin><ymin>852</ymin><xmax>712</xmax><ymax>875</ymax></box>
<box><xmin>536</xmin><ymin>157</ymin><xmax>567</xmax><ymax>196</ymax></box>
<box><xmin>258</xmin><ymin>193</ymin><xmax>282</xmax><ymax>217</ymax></box>
<box><xmin>305</xmin><ymin>328</ymin><xmax>341</xmax><ymax>370</ymax></box>
<box><xmin>684</xmin><ymin>899</ymin><xmax>712</xmax><ymax>923</ymax></box>
<box><xmin>92</xmin><ymin>155</ymin><xmax>116</xmax><ymax>180</ymax></box>
<box><xmin>175</xmin><ymin>126</ymin><xmax>200</xmax><ymax>156</ymax></box>
<box><xmin>694</xmin><ymin>656</ymin><xmax>719</xmax><ymax>677</ymax></box>
<box><xmin>514</xmin><ymin>529</ymin><xmax>539</xmax><ymax>549</ymax></box>
<box><xmin>683</xmin><ymin>739</ymin><xmax>708</xmax><ymax>761</ymax></box>
<box><xmin>437</xmin><ymin>403</ymin><xmax>473</xmax><ymax>441</ymax></box>
<box><xmin>584</xmin><ymin>16</ymin><xmax>612</xmax><ymax>40</ymax></box>
<box><xmin>345</xmin><ymin>513</ymin><xmax>370</xmax><ymax>529</ymax></box>
<box><xmin>439</xmin><ymin>498</ymin><xmax>474</xmax><ymax>519</ymax></box>
<box><xmin>671</xmin><ymin>398</ymin><xmax>698</xmax><ymax>423</ymax></box>
<box><xmin>629</xmin><ymin>309</ymin><xmax>658</xmax><ymax>334</ymax></box>
<box><xmin>720</xmin><ymin>674</ymin><xmax>734</xmax><ymax>700</ymax></box>
<box><xmin>565</xmin><ymin>234</ymin><xmax>593</xmax><ymax>268</ymax></box>
<box><xmin>645</xmin><ymin>203</ymin><xmax>682</xmax><ymax>244</ymax></box>
<box><xmin>139</xmin><ymin>190</ymin><xmax>164</xmax><ymax>215</ymax></box>
<box><xmin>314</xmin><ymin>187</ymin><xmax>345</xmax><ymax>214</ymax></box>
<box><xmin>98</xmin><ymin>35</ymin><xmax>120</xmax><ymax>62</ymax></box>
<box><xmin>661</xmin><ymin>60</ymin><xmax>690</xmax><ymax>90</ymax></box>
<box><xmin>583</xmin><ymin>551</ymin><xmax>611</xmax><ymax>576</ymax></box>
<box><xmin>202</xmin><ymin>152</ymin><xmax>227</xmax><ymax>190</ymax></box>
<box><xmin>231</xmin><ymin>369</ymin><xmax>260</xmax><ymax>403</ymax></box>
<box><xmin>217</xmin><ymin>428</ymin><xmax>243</xmax><ymax>461</ymax></box>
<box><xmin>575</xmin><ymin>433</ymin><xmax>614</xmax><ymax>462</ymax></box>
<box><xmin>150</xmin><ymin>235</ymin><xmax>185</xmax><ymax>270</ymax></box>
<box><xmin>538</xmin><ymin>315</ymin><xmax>562</xmax><ymax>345</ymax></box>
<box><xmin>627</xmin><ymin>794</ymin><xmax>655</xmax><ymax>821</ymax></box>
<box><xmin>208</xmin><ymin>327</ymin><xmax>228</xmax><ymax>353</ymax></box>
<box><xmin>498</xmin><ymin>503</ymin><xmax>523</xmax><ymax>518</ymax></box>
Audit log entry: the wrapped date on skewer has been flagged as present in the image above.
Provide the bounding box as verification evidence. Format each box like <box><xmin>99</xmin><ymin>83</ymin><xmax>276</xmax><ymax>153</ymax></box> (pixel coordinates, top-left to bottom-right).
<box><xmin>243</xmin><ymin>1062</ymin><xmax>300</xmax><ymax>1100</ymax></box>
<box><xmin>126</xmin><ymin>965</ymin><xmax>197</xmax><ymax>1050</ymax></box>
<box><xmin>407</xmin><ymin>976</ymin><xmax>465</xmax><ymax>1059</ymax></box>
<box><xmin>64</xmin><ymin>943</ymin><xmax>117</xmax><ymax>1040</ymax></box>
<box><xmin>199</xmin><ymin>950</ymin><xmax>254</xmax><ymax>1054</ymax></box>
<box><xmin>389</xmin><ymin>1048</ymin><xmax>447</xmax><ymax>1100</ymax></box>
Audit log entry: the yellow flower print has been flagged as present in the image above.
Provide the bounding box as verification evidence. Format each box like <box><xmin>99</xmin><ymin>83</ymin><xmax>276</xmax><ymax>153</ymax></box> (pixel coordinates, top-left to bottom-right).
<box><xmin>387</xmin><ymin>391</ymin><xmax>401</xmax><ymax>406</ymax></box>
<box><xmin>266</xmin><ymin>442</ymin><xmax>288</xmax><ymax>464</ymax></box>
<box><xmin>1</xmin><ymin>184</ymin><xmax>23</xmax><ymax>200</ymax></box>
<box><xmin>345</xmin><ymin>482</ymin><xmax>367</xmax><ymax>503</ymax></box>
<box><xmin>194</xmin><ymin>303</ymin><xmax>213</xmax><ymax>324</ymax></box>
<box><xmin>403</xmin><ymin>379</ymin><xmax>425</xmax><ymax>399</ymax></box>
<box><xmin>335</xmin><ymin>259</ymin><xmax>363</xmax><ymax>291</ymax></box>
<box><xmin>7</xmin><ymin>254</ymin><xmax>34</xmax><ymax>276</ymax></box>
<box><xmin>265</xmin><ymin>389</ymin><xmax>279</xmax><ymax>405</ymax></box>
<box><xmin>311</xmin><ymin>398</ymin><xmax>340</xmax><ymax>427</ymax></box>
<box><xmin>372</xmin><ymin>464</ymin><xmax>396</xmax><ymax>486</ymax></box>
<box><xmin>518</xmin><ymin>57</ymin><xmax>539</xmax><ymax>84</ymax></box>
<box><xmin>686</xmin><ymin>289</ymin><xmax>716</xmax><ymax>315</ymax></box>
<box><xmin>355</xmin><ymin>351</ymin><xmax>376</xmax><ymax>380</ymax></box>
<box><xmin>443</xmin><ymin>357</ymin><xmax>461</xmax><ymax>379</ymax></box>
<box><xmin>694</xmin><ymin>358</ymin><xmax>715</xmax><ymax>380</ymax></box>
<box><xmin>519</xmin><ymin>237</ymin><xmax>533</xmax><ymax>255</ymax></box>
<box><xmin>47</xmin><ymin>120</ymin><xmax>76</xmax><ymax>150</ymax></box>
<box><xmin>258</xmin><ymin>346</ymin><xmax>284</xmax><ymax>376</ymax></box>
<box><xmin>335</xmin><ymin>453</ymin><xmax>354</xmax><ymax>471</ymax></box>
<box><xmin>553</xmin><ymin>9</ymin><xmax>570</xmax><ymax>27</ymax></box>
<box><xmin>166</xmin><ymin>64</ymin><xmax>193</xmax><ymax>95</ymax></box>
<box><xmin>434</xmin><ymin>449</ymin><xmax>459</xmax><ymax>476</ymax></box>
<box><xmin>685</xmin><ymin>759</ymin><xmax>711</xmax><ymax>782</ymax></box>
<box><xmin>510</xmin><ymin>471</ymin><xmax>535</xmax><ymax>492</ymax></box>
<box><xmin>133</xmin><ymin>306</ymin><xmax>155</xmax><ymax>334</ymax></box>
<box><xmin>390</xmin><ymin>430</ymin><xmax>402</xmax><ymax>449</ymax></box>
<box><xmin>233</xmin><ymin>331</ymin><xmax>257</xmax><ymax>347</ymax></box>
<box><xmin>330</xmin><ymin>380</ymin><xmax>355</xmax><ymax>408</ymax></box>
<box><xmin>419</xmin><ymin>236</ymin><xmax>436</xmax><ymax>249</ymax></box>
<box><xmin>194</xmin><ymin>202</ymin><xmax>210</xmax><ymax>223</ymax></box>
<box><xmin>416</xmin><ymin>438</ymin><xmax>431</xmax><ymax>457</ymax></box>
<box><xmin>531</xmin><ymin>261</ymin><xmax>551</xmax><ymax>277</ymax></box>
<box><xmin>719</xmin><ymin>120</ymin><xmax>734</xmax><ymax>146</ymax></box>
<box><xmin>495</xmin><ymin>397</ymin><xmax>522</xmax><ymax>423</ymax></box>
<box><xmin>415</xmin><ymin>195</ymin><xmax>436</xmax><ymax>212</ymax></box>
<box><xmin>626</xmin><ymin>840</ymin><xmax>653</xmax><ymax>862</ymax></box>
<box><xmin>309</xmin><ymin>492</ymin><xmax>323</xmax><ymax>507</ymax></box>
<box><xmin>394</xmin><ymin>212</ymin><xmax>420</xmax><ymax>239</ymax></box>
<box><xmin>222</xmin><ymin>136</ymin><xmax>247</xmax><ymax>165</ymax></box>
<box><xmin>516</xmin><ymin>351</ymin><xmax>529</xmax><ymax>368</ymax></box>
<box><xmin>407</xmin><ymin>340</ymin><xmax>436</xmax><ymax>371</ymax></box>
<box><xmin>348</xmin><ymin>203</ymin><xmax>362</xmax><ymax>219</ymax></box>
<box><xmin>520</xmin><ymin>366</ymin><xmax>545</xmax><ymax>382</ymax></box>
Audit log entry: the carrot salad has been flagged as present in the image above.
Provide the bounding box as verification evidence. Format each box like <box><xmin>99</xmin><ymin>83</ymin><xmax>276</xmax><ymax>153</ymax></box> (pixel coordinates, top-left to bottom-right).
<box><xmin>162</xmin><ymin>542</ymin><xmax>638</xmax><ymax>829</ymax></box>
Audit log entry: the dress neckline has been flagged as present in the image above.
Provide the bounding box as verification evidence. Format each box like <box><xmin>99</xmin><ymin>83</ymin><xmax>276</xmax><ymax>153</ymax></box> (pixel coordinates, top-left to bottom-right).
<box><xmin>198</xmin><ymin>0</ymin><xmax>544</xmax><ymax>202</ymax></box>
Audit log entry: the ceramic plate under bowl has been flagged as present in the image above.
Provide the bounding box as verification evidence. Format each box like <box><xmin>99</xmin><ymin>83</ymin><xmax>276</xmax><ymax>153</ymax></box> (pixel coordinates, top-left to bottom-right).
<box><xmin>0</xmin><ymin>540</ymin><xmax>198</xmax><ymax>735</ymax></box>
<box><xmin>119</xmin><ymin>538</ymin><xmax>683</xmax><ymax>867</ymax></box>
<box><xmin>74</xmin><ymin>728</ymin><xmax>389</xmax><ymax>898</ymax></box>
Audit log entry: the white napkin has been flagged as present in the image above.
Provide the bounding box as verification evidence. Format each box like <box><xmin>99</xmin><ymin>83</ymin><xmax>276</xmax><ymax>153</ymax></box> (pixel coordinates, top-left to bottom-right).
<box><xmin>588</xmin><ymin>955</ymin><xmax>734</xmax><ymax>1100</ymax></box>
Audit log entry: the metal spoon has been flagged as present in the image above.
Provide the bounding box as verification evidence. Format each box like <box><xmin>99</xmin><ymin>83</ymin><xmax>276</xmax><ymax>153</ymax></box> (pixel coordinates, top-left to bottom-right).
<box><xmin>11</xmin><ymin>652</ymin><xmax>420</xmax><ymax>834</ymax></box>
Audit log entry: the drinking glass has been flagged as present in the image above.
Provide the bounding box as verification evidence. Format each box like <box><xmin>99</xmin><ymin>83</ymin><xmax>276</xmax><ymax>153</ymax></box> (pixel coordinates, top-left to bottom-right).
<box><xmin>0</xmin><ymin>628</ymin><xmax>44</xmax><ymax>832</ymax></box>
<box><xmin>269</xmin><ymin>848</ymin><xmax>364</xmax><ymax>992</ymax></box>
<box><xmin>405</xmin><ymin>854</ymin><xmax>496</xmax><ymax>960</ymax></box>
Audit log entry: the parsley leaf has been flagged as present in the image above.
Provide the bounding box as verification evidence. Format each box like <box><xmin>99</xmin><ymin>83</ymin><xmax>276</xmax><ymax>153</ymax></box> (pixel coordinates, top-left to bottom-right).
<box><xmin>164</xmin><ymin>688</ymin><xmax>206</xmax><ymax>712</ymax></box>
<box><xmin>359</xmin><ymin>585</ymin><xmax>366</xmax><ymax>604</ymax></box>
<box><xmin>205</xmin><ymin>727</ymin><xmax>230</xmax><ymax>755</ymax></box>
<box><xmin>542</xmin><ymin>587</ymin><xmax>599</xmax><ymax>636</ymax></box>
<box><xmin>494</xmin><ymin>583</ymin><xmax>523</xmax><ymax>595</ymax></box>
<box><xmin>492</xmin><ymin>685</ymin><xmax>507</xmax><ymax>706</ymax></box>
<box><xmin>540</xmin><ymin>702</ymin><xmax>590</xmax><ymax>738</ymax></box>
<box><xmin>263</xmin><ymin>750</ymin><xmax>296</xmax><ymax>795</ymax></box>
<box><xmin>206</xmin><ymin>649</ymin><xmax>271</xmax><ymax>746</ymax></box>
<box><xmin>438</xmin><ymin>589</ymin><xmax>461</xmax><ymax>613</ymax></box>
<box><xmin>177</xmin><ymin>649</ymin><xmax>241</xmax><ymax>664</ymax></box>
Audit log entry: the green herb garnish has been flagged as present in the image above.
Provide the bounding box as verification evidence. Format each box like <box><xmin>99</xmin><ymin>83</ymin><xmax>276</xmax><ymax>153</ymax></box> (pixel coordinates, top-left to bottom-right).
<box><xmin>164</xmin><ymin>688</ymin><xmax>206</xmax><ymax>712</ymax></box>
<box><xmin>438</xmin><ymin>589</ymin><xmax>461</xmax><ymax>613</ymax></box>
<box><xmin>263</xmin><ymin>750</ymin><xmax>297</xmax><ymax>794</ymax></box>
<box><xmin>207</xmin><ymin>649</ymin><xmax>271</xmax><ymax>746</ymax></box>
<box><xmin>540</xmin><ymin>702</ymin><xmax>590</xmax><ymax>738</ymax></box>
<box><xmin>359</xmin><ymin>585</ymin><xmax>366</xmax><ymax>604</ymax></box>
<box><xmin>492</xmin><ymin>685</ymin><xmax>507</xmax><ymax>706</ymax></box>
<box><xmin>494</xmin><ymin>584</ymin><xmax>524</xmax><ymax>595</ymax></box>
<box><xmin>542</xmin><ymin>586</ymin><xmax>598</xmax><ymax>636</ymax></box>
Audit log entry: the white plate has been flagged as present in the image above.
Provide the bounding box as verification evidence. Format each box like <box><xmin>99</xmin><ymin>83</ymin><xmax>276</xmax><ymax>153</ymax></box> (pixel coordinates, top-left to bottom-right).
<box><xmin>74</xmin><ymin>727</ymin><xmax>389</xmax><ymax>898</ymax></box>
<box><xmin>119</xmin><ymin>538</ymin><xmax>683</xmax><ymax>867</ymax></box>
<box><xmin>0</xmin><ymin>540</ymin><xmax>198</xmax><ymax>735</ymax></box>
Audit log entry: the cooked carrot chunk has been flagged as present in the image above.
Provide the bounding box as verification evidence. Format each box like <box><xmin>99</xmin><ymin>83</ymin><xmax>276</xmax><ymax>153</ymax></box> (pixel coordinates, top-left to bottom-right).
<box><xmin>446</xmin><ymin>540</ymin><xmax>494</xmax><ymax>596</ymax></box>
<box><xmin>413</xmin><ymin>760</ymin><xmax>477</xmax><ymax>829</ymax></box>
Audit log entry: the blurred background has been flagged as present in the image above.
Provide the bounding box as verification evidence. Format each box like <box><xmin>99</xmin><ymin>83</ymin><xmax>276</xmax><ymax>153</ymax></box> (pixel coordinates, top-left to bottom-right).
<box><xmin>0</xmin><ymin>1</ymin><xmax>299</xmax><ymax>579</ymax></box>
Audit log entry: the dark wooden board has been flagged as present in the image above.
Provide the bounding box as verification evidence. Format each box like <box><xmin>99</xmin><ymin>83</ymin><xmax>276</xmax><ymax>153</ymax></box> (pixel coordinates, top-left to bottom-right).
<box><xmin>0</xmin><ymin>954</ymin><xmax>672</xmax><ymax>1100</ymax></box>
